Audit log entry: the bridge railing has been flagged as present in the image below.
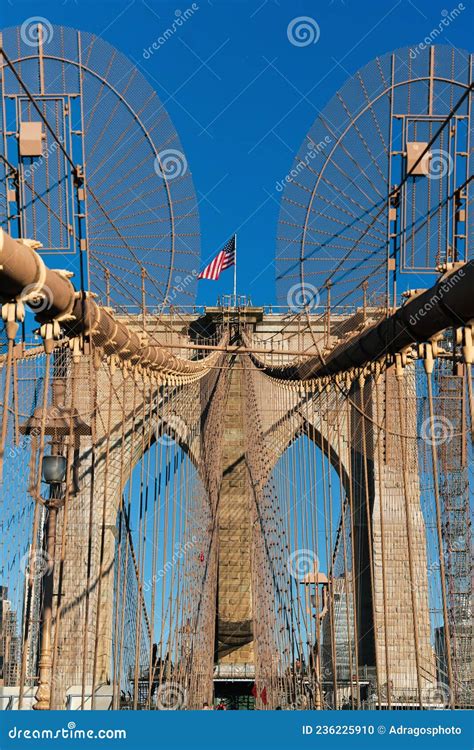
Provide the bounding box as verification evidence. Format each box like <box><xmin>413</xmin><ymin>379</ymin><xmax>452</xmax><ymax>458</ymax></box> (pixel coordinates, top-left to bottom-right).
<box><xmin>101</xmin><ymin>303</ymin><xmax>363</xmax><ymax>318</ymax></box>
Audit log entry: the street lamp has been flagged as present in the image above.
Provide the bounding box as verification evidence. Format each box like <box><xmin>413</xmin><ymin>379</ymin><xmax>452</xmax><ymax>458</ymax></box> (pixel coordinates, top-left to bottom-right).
<box><xmin>42</xmin><ymin>454</ymin><xmax>67</xmax><ymax>485</ymax></box>
<box><xmin>300</xmin><ymin>570</ymin><xmax>329</xmax><ymax>710</ymax></box>
<box><xmin>33</xmin><ymin>451</ymin><xmax>67</xmax><ymax>711</ymax></box>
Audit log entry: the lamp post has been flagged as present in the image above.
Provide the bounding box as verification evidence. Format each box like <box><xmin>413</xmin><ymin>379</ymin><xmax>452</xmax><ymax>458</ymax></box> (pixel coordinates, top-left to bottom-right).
<box><xmin>301</xmin><ymin>570</ymin><xmax>329</xmax><ymax>709</ymax></box>
<box><xmin>33</xmin><ymin>453</ymin><xmax>67</xmax><ymax>710</ymax></box>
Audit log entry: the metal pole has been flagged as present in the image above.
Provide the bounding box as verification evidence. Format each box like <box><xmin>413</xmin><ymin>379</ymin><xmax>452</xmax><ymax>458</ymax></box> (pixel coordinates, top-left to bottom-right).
<box><xmin>233</xmin><ymin>234</ymin><xmax>237</xmax><ymax>307</ymax></box>
<box><xmin>33</xmin><ymin>491</ymin><xmax>59</xmax><ymax>710</ymax></box>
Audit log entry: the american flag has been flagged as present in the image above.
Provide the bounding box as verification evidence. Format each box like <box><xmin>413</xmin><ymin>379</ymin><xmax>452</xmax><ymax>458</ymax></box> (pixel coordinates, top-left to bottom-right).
<box><xmin>197</xmin><ymin>236</ymin><xmax>236</xmax><ymax>281</ymax></box>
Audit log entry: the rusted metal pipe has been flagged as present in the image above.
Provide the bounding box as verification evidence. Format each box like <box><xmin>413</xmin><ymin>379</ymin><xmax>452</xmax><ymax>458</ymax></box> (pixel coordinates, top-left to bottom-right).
<box><xmin>3</xmin><ymin>228</ymin><xmax>472</xmax><ymax>380</ymax></box>
<box><xmin>0</xmin><ymin>229</ymin><xmax>223</xmax><ymax>377</ymax></box>
<box><xmin>254</xmin><ymin>262</ymin><xmax>474</xmax><ymax>379</ymax></box>
<box><xmin>0</xmin><ymin>229</ymin><xmax>76</xmax><ymax>321</ymax></box>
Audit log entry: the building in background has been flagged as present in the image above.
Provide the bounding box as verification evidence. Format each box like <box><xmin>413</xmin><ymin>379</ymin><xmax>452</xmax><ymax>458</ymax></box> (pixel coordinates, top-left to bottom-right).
<box><xmin>0</xmin><ymin>586</ymin><xmax>20</xmax><ymax>686</ymax></box>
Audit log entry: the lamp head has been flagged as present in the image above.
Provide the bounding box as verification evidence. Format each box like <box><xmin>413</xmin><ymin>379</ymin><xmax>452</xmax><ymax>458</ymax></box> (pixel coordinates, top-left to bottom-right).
<box><xmin>42</xmin><ymin>454</ymin><xmax>67</xmax><ymax>485</ymax></box>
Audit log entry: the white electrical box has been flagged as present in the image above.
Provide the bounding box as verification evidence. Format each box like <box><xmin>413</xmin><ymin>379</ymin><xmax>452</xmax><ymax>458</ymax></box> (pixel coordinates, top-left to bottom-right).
<box><xmin>406</xmin><ymin>141</ymin><xmax>431</xmax><ymax>176</ymax></box>
<box><xmin>19</xmin><ymin>122</ymin><xmax>44</xmax><ymax>157</ymax></box>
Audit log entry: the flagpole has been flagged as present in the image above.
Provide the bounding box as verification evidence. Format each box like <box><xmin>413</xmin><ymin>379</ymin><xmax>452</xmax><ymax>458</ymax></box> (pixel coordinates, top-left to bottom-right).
<box><xmin>233</xmin><ymin>233</ymin><xmax>237</xmax><ymax>307</ymax></box>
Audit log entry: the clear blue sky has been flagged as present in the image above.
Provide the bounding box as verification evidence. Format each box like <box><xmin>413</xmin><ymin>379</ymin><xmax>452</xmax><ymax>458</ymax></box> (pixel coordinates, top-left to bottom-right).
<box><xmin>3</xmin><ymin>0</ymin><xmax>472</xmax><ymax>305</ymax></box>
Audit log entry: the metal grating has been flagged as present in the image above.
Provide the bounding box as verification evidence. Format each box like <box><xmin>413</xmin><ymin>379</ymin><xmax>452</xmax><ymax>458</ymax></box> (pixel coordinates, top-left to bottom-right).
<box><xmin>0</xmin><ymin>23</ymin><xmax>201</xmax><ymax>312</ymax></box>
<box><xmin>276</xmin><ymin>45</ymin><xmax>473</xmax><ymax>312</ymax></box>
